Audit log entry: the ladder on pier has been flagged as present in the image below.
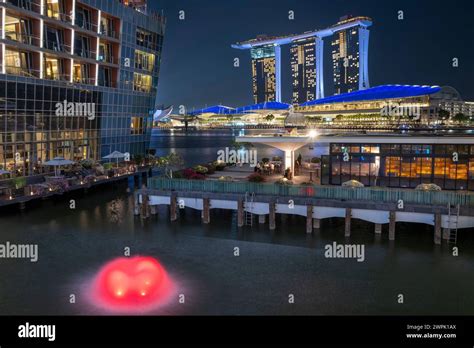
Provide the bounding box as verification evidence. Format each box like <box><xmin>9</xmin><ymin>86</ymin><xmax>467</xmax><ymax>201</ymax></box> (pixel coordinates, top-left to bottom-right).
<box><xmin>447</xmin><ymin>204</ymin><xmax>460</xmax><ymax>245</ymax></box>
<box><xmin>245</xmin><ymin>192</ymin><xmax>255</xmax><ymax>226</ymax></box>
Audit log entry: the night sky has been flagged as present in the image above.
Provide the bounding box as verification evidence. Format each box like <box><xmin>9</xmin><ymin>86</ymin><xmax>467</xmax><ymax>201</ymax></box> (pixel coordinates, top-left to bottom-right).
<box><xmin>150</xmin><ymin>0</ymin><xmax>474</xmax><ymax>110</ymax></box>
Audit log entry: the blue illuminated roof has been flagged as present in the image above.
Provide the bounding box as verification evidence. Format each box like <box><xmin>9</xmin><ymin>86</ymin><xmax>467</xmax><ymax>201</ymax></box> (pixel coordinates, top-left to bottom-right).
<box><xmin>190</xmin><ymin>102</ymin><xmax>291</xmax><ymax>115</ymax></box>
<box><xmin>189</xmin><ymin>105</ymin><xmax>235</xmax><ymax>116</ymax></box>
<box><xmin>233</xmin><ymin>101</ymin><xmax>291</xmax><ymax>114</ymax></box>
<box><xmin>301</xmin><ymin>85</ymin><xmax>442</xmax><ymax>106</ymax></box>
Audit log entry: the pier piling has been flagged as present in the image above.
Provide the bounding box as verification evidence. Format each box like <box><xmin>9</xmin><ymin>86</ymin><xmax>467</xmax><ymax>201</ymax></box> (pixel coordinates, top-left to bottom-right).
<box><xmin>389</xmin><ymin>211</ymin><xmax>396</xmax><ymax>241</ymax></box>
<box><xmin>202</xmin><ymin>198</ymin><xmax>210</xmax><ymax>224</ymax></box>
<box><xmin>133</xmin><ymin>192</ymin><xmax>140</xmax><ymax>216</ymax></box>
<box><xmin>237</xmin><ymin>199</ymin><xmax>244</xmax><ymax>227</ymax></box>
<box><xmin>375</xmin><ymin>223</ymin><xmax>382</xmax><ymax>234</ymax></box>
<box><xmin>306</xmin><ymin>205</ymin><xmax>313</xmax><ymax>234</ymax></box>
<box><xmin>313</xmin><ymin>218</ymin><xmax>321</xmax><ymax>229</ymax></box>
<box><xmin>170</xmin><ymin>193</ymin><xmax>178</xmax><ymax>222</ymax></box>
<box><xmin>269</xmin><ymin>202</ymin><xmax>276</xmax><ymax>230</ymax></box>
<box><xmin>344</xmin><ymin>208</ymin><xmax>352</xmax><ymax>237</ymax></box>
<box><xmin>442</xmin><ymin>228</ymin><xmax>450</xmax><ymax>240</ymax></box>
<box><xmin>434</xmin><ymin>213</ymin><xmax>442</xmax><ymax>245</ymax></box>
<box><xmin>140</xmin><ymin>194</ymin><xmax>150</xmax><ymax>219</ymax></box>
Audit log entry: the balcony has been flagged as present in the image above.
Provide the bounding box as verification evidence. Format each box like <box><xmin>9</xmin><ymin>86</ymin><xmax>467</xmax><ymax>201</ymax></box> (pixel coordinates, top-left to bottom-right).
<box><xmin>74</xmin><ymin>48</ymin><xmax>96</xmax><ymax>60</ymax></box>
<box><xmin>97</xmin><ymin>54</ymin><xmax>117</xmax><ymax>65</ymax></box>
<box><xmin>43</xmin><ymin>71</ymin><xmax>69</xmax><ymax>81</ymax></box>
<box><xmin>2</xmin><ymin>30</ymin><xmax>38</xmax><ymax>46</ymax></box>
<box><xmin>75</xmin><ymin>20</ymin><xmax>97</xmax><ymax>33</ymax></box>
<box><xmin>99</xmin><ymin>27</ymin><xmax>119</xmax><ymax>40</ymax></box>
<box><xmin>73</xmin><ymin>77</ymin><xmax>95</xmax><ymax>85</ymax></box>
<box><xmin>43</xmin><ymin>39</ymin><xmax>70</xmax><ymax>53</ymax></box>
<box><xmin>7</xmin><ymin>0</ymin><xmax>40</xmax><ymax>13</ymax></box>
<box><xmin>44</xmin><ymin>3</ymin><xmax>72</xmax><ymax>23</ymax></box>
<box><xmin>5</xmin><ymin>65</ymin><xmax>39</xmax><ymax>78</ymax></box>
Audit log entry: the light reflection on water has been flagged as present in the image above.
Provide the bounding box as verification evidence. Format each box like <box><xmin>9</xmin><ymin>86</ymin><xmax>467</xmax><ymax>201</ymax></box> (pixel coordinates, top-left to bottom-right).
<box><xmin>0</xmin><ymin>129</ymin><xmax>473</xmax><ymax>315</ymax></box>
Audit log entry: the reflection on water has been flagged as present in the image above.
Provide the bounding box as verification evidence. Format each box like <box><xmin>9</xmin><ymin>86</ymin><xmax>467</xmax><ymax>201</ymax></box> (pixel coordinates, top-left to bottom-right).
<box><xmin>0</xmin><ymin>129</ymin><xmax>473</xmax><ymax>316</ymax></box>
<box><xmin>108</xmin><ymin>198</ymin><xmax>125</xmax><ymax>224</ymax></box>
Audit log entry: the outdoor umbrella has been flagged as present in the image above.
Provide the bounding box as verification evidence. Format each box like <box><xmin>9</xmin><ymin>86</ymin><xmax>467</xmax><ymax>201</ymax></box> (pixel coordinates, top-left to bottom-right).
<box><xmin>103</xmin><ymin>151</ymin><xmax>126</xmax><ymax>167</ymax></box>
<box><xmin>342</xmin><ymin>180</ymin><xmax>365</xmax><ymax>188</ymax></box>
<box><xmin>43</xmin><ymin>157</ymin><xmax>75</xmax><ymax>177</ymax></box>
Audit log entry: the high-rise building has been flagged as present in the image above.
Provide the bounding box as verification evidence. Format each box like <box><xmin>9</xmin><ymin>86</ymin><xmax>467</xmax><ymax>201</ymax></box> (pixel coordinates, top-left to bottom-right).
<box><xmin>331</xmin><ymin>15</ymin><xmax>370</xmax><ymax>95</ymax></box>
<box><xmin>233</xmin><ymin>16</ymin><xmax>371</xmax><ymax>104</ymax></box>
<box><xmin>251</xmin><ymin>45</ymin><xmax>280</xmax><ymax>104</ymax></box>
<box><xmin>290</xmin><ymin>38</ymin><xmax>316</xmax><ymax>104</ymax></box>
<box><xmin>0</xmin><ymin>0</ymin><xmax>165</xmax><ymax>177</ymax></box>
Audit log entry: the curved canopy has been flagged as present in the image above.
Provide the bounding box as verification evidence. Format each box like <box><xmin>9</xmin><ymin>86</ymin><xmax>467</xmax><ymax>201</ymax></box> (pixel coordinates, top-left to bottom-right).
<box><xmin>233</xmin><ymin>101</ymin><xmax>291</xmax><ymax>114</ymax></box>
<box><xmin>301</xmin><ymin>85</ymin><xmax>442</xmax><ymax>106</ymax></box>
<box><xmin>189</xmin><ymin>105</ymin><xmax>235</xmax><ymax>116</ymax></box>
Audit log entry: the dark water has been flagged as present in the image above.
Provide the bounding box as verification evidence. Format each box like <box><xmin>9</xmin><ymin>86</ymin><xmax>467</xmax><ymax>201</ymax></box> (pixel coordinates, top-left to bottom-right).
<box><xmin>0</xmin><ymin>129</ymin><xmax>474</xmax><ymax>315</ymax></box>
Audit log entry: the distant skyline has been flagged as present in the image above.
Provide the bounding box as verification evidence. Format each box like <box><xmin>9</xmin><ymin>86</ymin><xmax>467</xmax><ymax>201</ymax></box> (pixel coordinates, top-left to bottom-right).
<box><xmin>151</xmin><ymin>0</ymin><xmax>474</xmax><ymax>110</ymax></box>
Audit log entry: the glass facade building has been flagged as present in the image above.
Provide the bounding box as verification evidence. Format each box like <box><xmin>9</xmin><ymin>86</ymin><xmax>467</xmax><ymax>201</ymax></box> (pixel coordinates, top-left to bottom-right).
<box><xmin>331</xmin><ymin>16</ymin><xmax>370</xmax><ymax>95</ymax></box>
<box><xmin>0</xmin><ymin>0</ymin><xmax>165</xmax><ymax>176</ymax></box>
<box><xmin>290</xmin><ymin>38</ymin><xmax>316</xmax><ymax>104</ymax></box>
<box><xmin>251</xmin><ymin>45</ymin><xmax>276</xmax><ymax>104</ymax></box>
<box><xmin>322</xmin><ymin>140</ymin><xmax>474</xmax><ymax>191</ymax></box>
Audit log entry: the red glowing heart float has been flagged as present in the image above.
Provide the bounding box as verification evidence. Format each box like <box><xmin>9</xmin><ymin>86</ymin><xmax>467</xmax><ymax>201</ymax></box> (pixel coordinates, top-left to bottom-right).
<box><xmin>92</xmin><ymin>256</ymin><xmax>174</xmax><ymax>311</ymax></box>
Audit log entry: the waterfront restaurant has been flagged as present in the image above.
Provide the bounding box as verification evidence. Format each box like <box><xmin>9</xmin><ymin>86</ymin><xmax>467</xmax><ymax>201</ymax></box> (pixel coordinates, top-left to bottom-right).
<box><xmin>236</xmin><ymin>134</ymin><xmax>474</xmax><ymax>191</ymax></box>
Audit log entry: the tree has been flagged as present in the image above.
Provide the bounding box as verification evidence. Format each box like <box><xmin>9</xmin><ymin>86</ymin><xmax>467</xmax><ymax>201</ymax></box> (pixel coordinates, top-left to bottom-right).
<box><xmin>156</xmin><ymin>153</ymin><xmax>184</xmax><ymax>178</ymax></box>
<box><xmin>438</xmin><ymin>109</ymin><xmax>450</xmax><ymax>121</ymax></box>
<box><xmin>452</xmin><ymin>113</ymin><xmax>469</xmax><ymax>124</ymax></box>
<box><xmin>265</xmin><ymin>114</ymin><xmax>275</xmax><ymax>123</ymax></box>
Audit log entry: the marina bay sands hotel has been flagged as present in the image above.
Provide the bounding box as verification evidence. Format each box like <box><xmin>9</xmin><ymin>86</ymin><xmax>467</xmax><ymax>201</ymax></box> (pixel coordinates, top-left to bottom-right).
<box><xmin>232</xmin><ymin>16</ymin><xmax>372</xmax><ymax>105</ymax></box>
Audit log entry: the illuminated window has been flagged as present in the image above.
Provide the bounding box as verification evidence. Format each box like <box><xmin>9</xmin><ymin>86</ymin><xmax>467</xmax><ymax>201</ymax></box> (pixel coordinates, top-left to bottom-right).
<box><xmin>46</xmin><ymin>0</ymin><xmax>67</xmax><ymax>20</ymax></box>
<box><xmin>385</xmin><ymin>157</ymin><xmax>401</xmax><ymax>177</ymax></box>
<box><xmin>134</xmin><ymin>50</ymin><xmax>155</xmax><ymax>72</ymax></box>
<box><xmin>133</xmin><ymin>73</ymin><xmax>152</xmax><ymax>92</ymax></box>
<box><xmin>44</xmin><ymin>57</ymin><xmax>62</xmax><ymax>80</ymax></box>
<box><xmin>130</xmin><ymin>117</ymin><xmax>145</xmax><ymax>135</ymax></box>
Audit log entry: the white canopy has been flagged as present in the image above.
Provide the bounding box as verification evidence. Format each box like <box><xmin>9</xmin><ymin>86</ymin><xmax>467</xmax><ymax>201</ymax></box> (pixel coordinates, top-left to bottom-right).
<box><xmin>103</xmin><ymin>151</ymin><xmax>126</xmax><ymax>160</ymax></box>
<box><xmin>103</xmin><ymin>151</ymin><xmax>127</xmax><ymax>167</ymax></box>
<box><xmin>43</xmin><ymin>157</ymin><xmax>75</xmax><ymax>176</ymax></box>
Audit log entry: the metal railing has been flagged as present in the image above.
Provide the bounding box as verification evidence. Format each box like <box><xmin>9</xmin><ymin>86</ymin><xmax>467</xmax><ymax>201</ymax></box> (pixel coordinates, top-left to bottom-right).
<box><xmin>75</xmin><ymin>20</ymin><xmax>98</xmax><ymax>33</ymax></box>
<box><xmin>44</xmin><ymin>40</ymin><xmax>71</xmax><ymax>53</ymax></box>
<box><xmin>74</xmin><ymin>49</ymin><xmax>97</xmax><ymax>59</ymax></box>
<box><xmin>44</xmin><ymin>6</ymin><xmax>73</xmax><ymax>22</ymax></box>
<box><xmin>2</xmin><ymin>31</ymin><xmax>38</xmax><ymax>46</ymax></box>
<box><xmin>8</xmin><ymin>0</ymin><xmax>40</xmax><ymax>12</ymax></box>
<box><xmin>148</xmin><ymin>178</ymin><xmax>474</xmax><ymax>207</ymax></box>
<box><xmin>73</xmin><ymin>77</ymin><xmax>96</xmax><ymax>85</ymax></box>
<box><xmin>98</xmin><ymin>54</ymin><xmax>117</xmax><ymax>65</ymax></box>
<box><xmin>4</xmin><ymin>65</ymin><xmax>40</xmax><ymax>78</ymax></box>
<box><xmin>44</xmin><ymin>72</ymin><xmax>70</xmax><ymax>81</ymax></box>
<box><xmin>99</xmin><ymin>28</ymin><xmax>119</xmax><ymax>40</ymax></box>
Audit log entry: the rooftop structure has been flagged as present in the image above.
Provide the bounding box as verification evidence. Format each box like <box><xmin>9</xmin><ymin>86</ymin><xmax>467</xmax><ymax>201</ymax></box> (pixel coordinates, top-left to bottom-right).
<box><xmin>232</xmin><ymin>16</ymin><xmax>372</xmax><ymax>104</ymax></box>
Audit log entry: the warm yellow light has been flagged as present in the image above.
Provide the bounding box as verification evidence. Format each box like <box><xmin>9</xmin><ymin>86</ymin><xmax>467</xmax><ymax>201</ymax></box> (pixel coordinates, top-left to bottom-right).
<box><xmin>308</xmin><ymin>130</ymin><xmax>318</xmax><ymax>138</ymax></box>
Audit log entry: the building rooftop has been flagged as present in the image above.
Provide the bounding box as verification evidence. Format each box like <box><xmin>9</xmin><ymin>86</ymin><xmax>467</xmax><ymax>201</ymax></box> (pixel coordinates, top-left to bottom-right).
<box><xmin>232</xmin><ymin>16</ymin><xmax>372</xmax><ymax>49</ymax></box>
<box><xmin>300</xmin><ymin>85</ymin><xmax>442</xmax><ymax>106</ymax></box>
<box><xmin>189</xmin><ymin>102</ymin><xmax>291</xmax><ymax>116</ymax></box>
